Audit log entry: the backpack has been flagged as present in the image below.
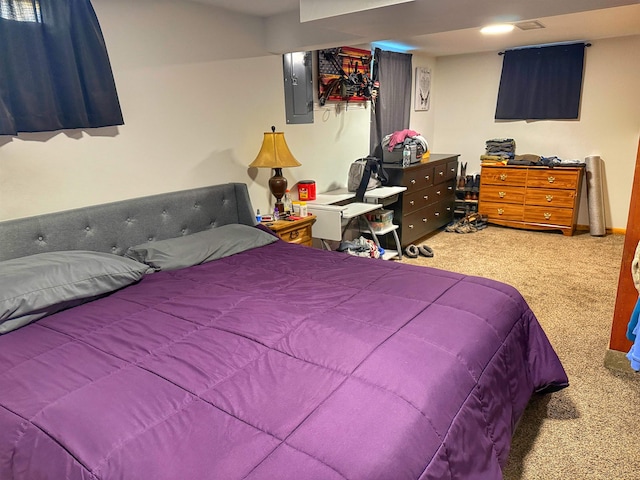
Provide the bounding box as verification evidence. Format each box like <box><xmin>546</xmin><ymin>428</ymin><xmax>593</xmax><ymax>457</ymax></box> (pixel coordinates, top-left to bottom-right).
<box><xmin>347</xmin><ymin>156</ymin><xmax>388</xmax><ymax>202</ymax></box>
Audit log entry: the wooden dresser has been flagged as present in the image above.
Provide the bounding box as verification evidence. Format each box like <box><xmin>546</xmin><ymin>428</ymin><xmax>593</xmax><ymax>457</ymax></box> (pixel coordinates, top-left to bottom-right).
<box><xmin>385</xmin><ymin>154</ymin><xmax>459</xmax><ymax>246</ymax></box>
<box><xmin>478</xmin><ymin>164</ymin><xmax>584</xmax><ymax>236</ymax></box>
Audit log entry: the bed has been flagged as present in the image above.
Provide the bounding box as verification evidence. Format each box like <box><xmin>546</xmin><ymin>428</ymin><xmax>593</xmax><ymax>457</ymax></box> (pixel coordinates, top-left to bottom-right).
<box><xmin>0</xmin><ymin>183</ymin><xmax>568</xmax><ymax>480</ymax></box>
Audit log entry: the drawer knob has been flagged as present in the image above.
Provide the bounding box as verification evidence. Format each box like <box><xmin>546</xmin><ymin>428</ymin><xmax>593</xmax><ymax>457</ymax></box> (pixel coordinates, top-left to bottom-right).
<box><xmin>436</xmin><ymin>190</ymin><xmax>441</xmax><ymax>195</ymax></box>
<box><xmin>546</xmin><ymin>194</ymin><xmax>553</xmax><ymax>202</ymax></box>
<box><xmin>497</xmin><ymin>208</ymin><xmax>505</xmax><ymax>215</ymax></box>
<box><xmin>447</xmin><ymin>186</ymin><xmax>453</xmax><ymax>191</ymax></box>
<box><xmin>423</xmin><ymin>195</ymin><xmax>429</xmax><ymax>200</ymax></box>
<box><xmin>544</xmin><ymin>212</ymin><xmax>552</xmax><ymax>220</ymax></box>
<box><xmin>499</xmin><ymin>173</ymin><xmax>507</xmax><ymax>181</ymax></box>
<box><xmin>422</xmin><ymin>218</ymin><xmax>428</xmax><ymax>223</ymax></box>
<box><xmin>409</xmin><ymin>224</ymin><xmax>415</xmax><ymax>229</ymax></box>
<box><xmin>425</xmin><ymin>175</ymin><xmax>430</xmax><ymax>180</ymax></box>
<box><xmin>289</xmin><ymin>230</ymin><xmax>300</xmax><ymax>240</ymax></box>
<box><xmin>411</xmin><ymin>179</ymin><xmax>416</xmax><ymax>184</ymax></box>
<box><xmin>446</xmin><ymin>207</ymin><xmax>451</xmax><ymax>212</ymax></box>
<box><xmin>548</xmin><ymin>176</ymin><xmax>555</xmax><ymax>183</ymax></box>
<box><xmin>439</xmin><ymin>171</ymin><xmax>444</xmax><ymax>176</ymax></box>
<box><xmin>410</xmin><ymin>200</ymin><xmax>415</xmax><ymax>206</ymax></box>
<box><xmin>434</xmin><ymin>212</ymin><xmax>440</xmax><ymax>217</ymax></box>
<box><xmin>451</xmin><ymin>168</ymin><xmax>456</xmax><ymax>173</ymax></box>
<box><xmin>499</xmin><ymin>191</ymin><xmax>506</xmax><ymax>198</ymax></box>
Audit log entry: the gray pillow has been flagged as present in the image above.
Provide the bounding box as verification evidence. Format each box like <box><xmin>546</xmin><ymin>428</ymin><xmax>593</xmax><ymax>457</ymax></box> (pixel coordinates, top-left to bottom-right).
<box><xmin>125</xmin><ymin>224</ymin><xmax>278</xmax><ymax>272</ymax></box>
<box><xmin>0</xmin><ymin>251</ymin><xmax>150</xmax><ymax>334</ymax></box>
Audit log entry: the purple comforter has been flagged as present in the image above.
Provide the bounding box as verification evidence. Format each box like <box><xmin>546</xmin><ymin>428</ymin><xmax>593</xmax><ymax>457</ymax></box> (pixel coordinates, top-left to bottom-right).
<box><xmin>0</xmin><ymin>240</ymin><xmax>567</xmax><ymax>480</ymax></box>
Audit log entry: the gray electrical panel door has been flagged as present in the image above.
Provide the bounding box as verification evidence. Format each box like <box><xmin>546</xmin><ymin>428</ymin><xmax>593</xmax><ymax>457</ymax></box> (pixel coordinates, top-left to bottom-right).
<box><xmin>283</xmin><ymin>52</ymin><xmax>313</xmax><ymax>124</ymax></box>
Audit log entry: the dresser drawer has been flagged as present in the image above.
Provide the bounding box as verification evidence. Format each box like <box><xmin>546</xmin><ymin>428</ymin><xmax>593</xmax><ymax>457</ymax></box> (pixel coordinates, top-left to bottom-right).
<box><xmin>526</xmin><ymin>188</ymin><xmax>576</xmax><ymax>208</ymax></box>
<box><xmin>446</xmin><ymin>160</ymin><xmax>459</xmax><ymax>182</ymax></box>
<box><xmin>527</xmin><ymin>169</ymin><xmax>579</xmax><ymax>189</ymax></box>
<box><xmin>435</xmin><ymin>161</ymin><xmax>458</xmax><ymax>184</ymax></box>
<box><xmin>432</xmin><ymin>198</ymin><xmax>455</xmax><ymax>225</ymax></box>
<box><xmin>401</xmin><ymin>207</ymin><xmax>431</xmax><ymax>241</ymax></box>
<box><xmin>482</xmin><ymin>167</ymin><xmax>528</xmax><ymax>186</ymax></box>
<box><xmin>480</xmin><ymin>201</ymin><xmax>524</xmax><ymax>221</ymax></box>
<box><xmin>401</xmin><ymin>166</ymin><xmax>434</xmax><ymax>193</ymax></box>
<box><xmin>524</xmin><ymin>206</ymin><xmax>574</xmax><ymax>226</ymax></box>
<box><xmin>481</xmin><ymin>185</ymin><xmax>525</xmax><ymax>204</ymax></box>
<box><xmin>403</xmin><ymin>189</ymin><xmax>433</xmax><ymax>213</ymax></box>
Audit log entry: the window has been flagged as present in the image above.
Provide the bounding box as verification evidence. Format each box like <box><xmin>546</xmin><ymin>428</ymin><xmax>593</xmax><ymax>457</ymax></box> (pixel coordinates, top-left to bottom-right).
<box><xmin>495</xmin><ymin>43</ymin><xmax>586</xmax><ymax>120</ymax></box>
<box><xmin>0</xmin><ymin>0</ymin><xmax>123</xmax><ymax>135</ymax></box>
<box><xmin>0</xmin><ymin>0</ymin><xmax>41</xmax><ymax>23</ymax></box>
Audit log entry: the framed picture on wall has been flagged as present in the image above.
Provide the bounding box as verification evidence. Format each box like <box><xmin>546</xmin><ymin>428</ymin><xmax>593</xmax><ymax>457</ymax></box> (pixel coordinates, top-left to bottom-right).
<box><xmin>414</xmin><ymin>67</ymin><xmax>431</xmax><ymax>111</ymax></box>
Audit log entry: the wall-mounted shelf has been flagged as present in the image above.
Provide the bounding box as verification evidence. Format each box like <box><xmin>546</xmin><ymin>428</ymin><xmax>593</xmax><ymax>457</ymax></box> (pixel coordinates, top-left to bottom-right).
<box><xmin>317</xmin><ymin>46</ymin><xmax>374</xmax><ymax>105</ymax></box>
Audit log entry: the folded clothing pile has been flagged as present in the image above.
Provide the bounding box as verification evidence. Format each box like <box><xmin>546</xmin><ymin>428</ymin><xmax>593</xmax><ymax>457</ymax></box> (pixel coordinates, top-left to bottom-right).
<box><xmin>481</xmin><ymin>138</ymin><xmax>515</xmax><ymax>164</ymax></box>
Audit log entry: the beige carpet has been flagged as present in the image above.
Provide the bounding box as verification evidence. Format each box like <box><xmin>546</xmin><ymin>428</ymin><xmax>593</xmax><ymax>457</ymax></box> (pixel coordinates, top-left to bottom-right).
<box><xmin>399</xmin><ymin>225</ymin><xmax>639</xmax><ymax>480</ymax></box>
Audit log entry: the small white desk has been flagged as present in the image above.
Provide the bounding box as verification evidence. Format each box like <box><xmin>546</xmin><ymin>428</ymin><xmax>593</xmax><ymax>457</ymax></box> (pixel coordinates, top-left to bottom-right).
<box><xmin>307</xmin><ymin>186</ymin><xmax>406</xmax><ymax>259</ymax></box>
<box><xmin>312</xmin><ymin>186</ymin><xmax>405</xmax><ymax>206</ymax></box>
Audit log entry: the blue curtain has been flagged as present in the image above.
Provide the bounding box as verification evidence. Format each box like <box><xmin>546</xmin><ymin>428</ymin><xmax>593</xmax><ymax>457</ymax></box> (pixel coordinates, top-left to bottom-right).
<box><xmin>495</xmin><ymin>43</ymin><xmax>586</xmax><ymax>120</ymax></box>
<box><xmin>0</xmin><ymin>0</ymin><xmax>123</xmax><ymax>135</ymax></box>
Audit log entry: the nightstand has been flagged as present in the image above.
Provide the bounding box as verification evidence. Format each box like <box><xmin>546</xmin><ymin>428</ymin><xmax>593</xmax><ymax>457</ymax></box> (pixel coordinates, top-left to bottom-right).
<box><xmin>263</xmin><ymin>215</ymin><xmax>316</xmax><ymax>246</ymax></box>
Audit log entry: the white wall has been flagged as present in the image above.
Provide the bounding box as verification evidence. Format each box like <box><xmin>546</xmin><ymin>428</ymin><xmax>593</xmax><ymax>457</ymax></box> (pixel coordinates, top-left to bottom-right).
<box><xmin>432</xmin><ymin>35</ymin><xmax>640</xmax><ymax>230</ymax></box>
<box><xmin>409</xmin><ymin>53</ymin><xmax>437</xmax><ymax>150</ymax></box>
<box><xmin>0</xmin><ymin>1</ymin><xmax>371</xmax><ymax>221</ymax></box>
<box><xmin>1</xmin><ymin>1</ymin><xmax>637</xmax><ymax>231</ymax></box>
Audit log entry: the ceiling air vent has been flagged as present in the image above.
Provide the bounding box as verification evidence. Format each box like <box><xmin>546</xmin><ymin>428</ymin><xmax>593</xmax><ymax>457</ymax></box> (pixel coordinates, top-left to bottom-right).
<box><xmin>515</xmin><ymin>20</ymin><xmax>545</xmax><ymax>31</ymax></box>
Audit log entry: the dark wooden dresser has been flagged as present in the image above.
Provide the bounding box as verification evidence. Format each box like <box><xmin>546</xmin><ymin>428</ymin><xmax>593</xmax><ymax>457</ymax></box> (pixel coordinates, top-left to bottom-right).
<box><xmin>384</xmin><ymin>153</ymin><xmax>459</xmax><ymax>247</ymax></box>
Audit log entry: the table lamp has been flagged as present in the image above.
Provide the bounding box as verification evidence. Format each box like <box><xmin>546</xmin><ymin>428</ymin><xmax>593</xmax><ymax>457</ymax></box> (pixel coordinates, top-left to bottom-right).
<box><xmin>249</xmin><ymin>126</ymin><xmax>301</xmax><ymax>213</ymax></box>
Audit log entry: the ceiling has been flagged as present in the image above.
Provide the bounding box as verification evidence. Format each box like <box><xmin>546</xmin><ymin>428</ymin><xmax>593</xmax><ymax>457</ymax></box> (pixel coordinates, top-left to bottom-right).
<box><xmin>191</xmin><ymin>0</ymin><xmax>640</xmax><ymax>56</ymax></box>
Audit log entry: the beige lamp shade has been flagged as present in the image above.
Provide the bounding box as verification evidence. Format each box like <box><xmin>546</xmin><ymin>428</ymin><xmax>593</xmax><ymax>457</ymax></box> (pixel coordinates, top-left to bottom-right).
<box><xmin>249</xmin><ymin>127</ymin><xmax>301</xmax><ymax>168</ymax></box>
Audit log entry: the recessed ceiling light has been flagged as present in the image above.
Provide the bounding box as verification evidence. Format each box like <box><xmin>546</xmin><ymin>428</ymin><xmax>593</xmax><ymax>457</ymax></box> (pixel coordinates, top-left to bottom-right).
<box><xmin>480</xmin><ymin>24</ymin><xmax>515</xmax><ymax>35</ymax></box>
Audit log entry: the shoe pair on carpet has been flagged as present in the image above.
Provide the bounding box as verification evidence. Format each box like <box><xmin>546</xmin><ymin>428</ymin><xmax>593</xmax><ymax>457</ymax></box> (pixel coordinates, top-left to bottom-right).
<box><xmin>445</xmin><ymin>213</ymin><xmax>488</xmax><ymax>234</ymax></box>
<box><xmin>404</xmin><ymin>244</ymin><xmax>433</xmax><ymax>258</ymax></box>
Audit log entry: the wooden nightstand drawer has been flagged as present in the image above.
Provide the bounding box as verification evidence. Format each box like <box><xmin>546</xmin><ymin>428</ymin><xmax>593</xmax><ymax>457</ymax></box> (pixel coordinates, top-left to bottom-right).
<box><xmin>527</xmin><ymin>169</ymin><xmax>579</xmax><ymax>189</ymax></box>
<box><xmin>264</xmin><ymin>215</ymin><xmax>316</xmax><ymax>247</ymax></box>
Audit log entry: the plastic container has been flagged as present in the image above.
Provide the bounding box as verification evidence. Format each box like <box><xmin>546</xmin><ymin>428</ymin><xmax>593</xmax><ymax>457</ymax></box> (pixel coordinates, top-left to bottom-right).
<box><xmin>297</xmin><ymin>180</ymin><xmax>316</xmax><ymax>201</ymax></box>
<box><xmin>299</xmin><ymin>201</ymin><xmax>308</xmax><ymax>217</ymax></box>
<box><xmin>283</xmin><ymin>189</ymin><xmax>293</xmax><ymax>213</ymax></box>
<box><xmin>402</xmin><ymin>146</ymin><xmax>411</xmax><ymax>167</ymax></box>
<box><xmin>365</xmin><ymin>209</ymin><xmax>394</xmax><ymax>232</ymax></box>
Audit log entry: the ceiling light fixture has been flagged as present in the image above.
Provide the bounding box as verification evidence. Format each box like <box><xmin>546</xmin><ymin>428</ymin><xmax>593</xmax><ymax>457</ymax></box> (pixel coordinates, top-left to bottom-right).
<box><xmin>480</xmin><ymin>24</ymin><xmax>515</xmax><ymax>35</ymax></box>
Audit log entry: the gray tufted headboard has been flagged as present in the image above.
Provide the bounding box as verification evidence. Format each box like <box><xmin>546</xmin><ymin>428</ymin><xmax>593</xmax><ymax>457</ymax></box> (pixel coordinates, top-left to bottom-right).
<box><xmin>0</xmin><ymin>183</ymin><xmax>256</xmax><ymax>262</ymax></box>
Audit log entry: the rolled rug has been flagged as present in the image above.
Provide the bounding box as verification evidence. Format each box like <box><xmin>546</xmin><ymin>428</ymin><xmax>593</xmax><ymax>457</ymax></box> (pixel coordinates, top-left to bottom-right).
<box><xmin>585</xmin><ymin>155</ymin><xmax>606</xmax><ymax>236</ymax></box>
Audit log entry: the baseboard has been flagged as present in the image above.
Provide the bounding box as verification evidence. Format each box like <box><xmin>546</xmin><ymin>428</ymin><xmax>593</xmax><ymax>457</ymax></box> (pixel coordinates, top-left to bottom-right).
<box><xmin>575</xmin><ymin>224</ymin><xmax>625</xmax><ymax>235</ymax></box>
<box><xmin>604</xmin><ymin>349</ymin><xmax>638</xmax><ymax>377</ymax></box>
